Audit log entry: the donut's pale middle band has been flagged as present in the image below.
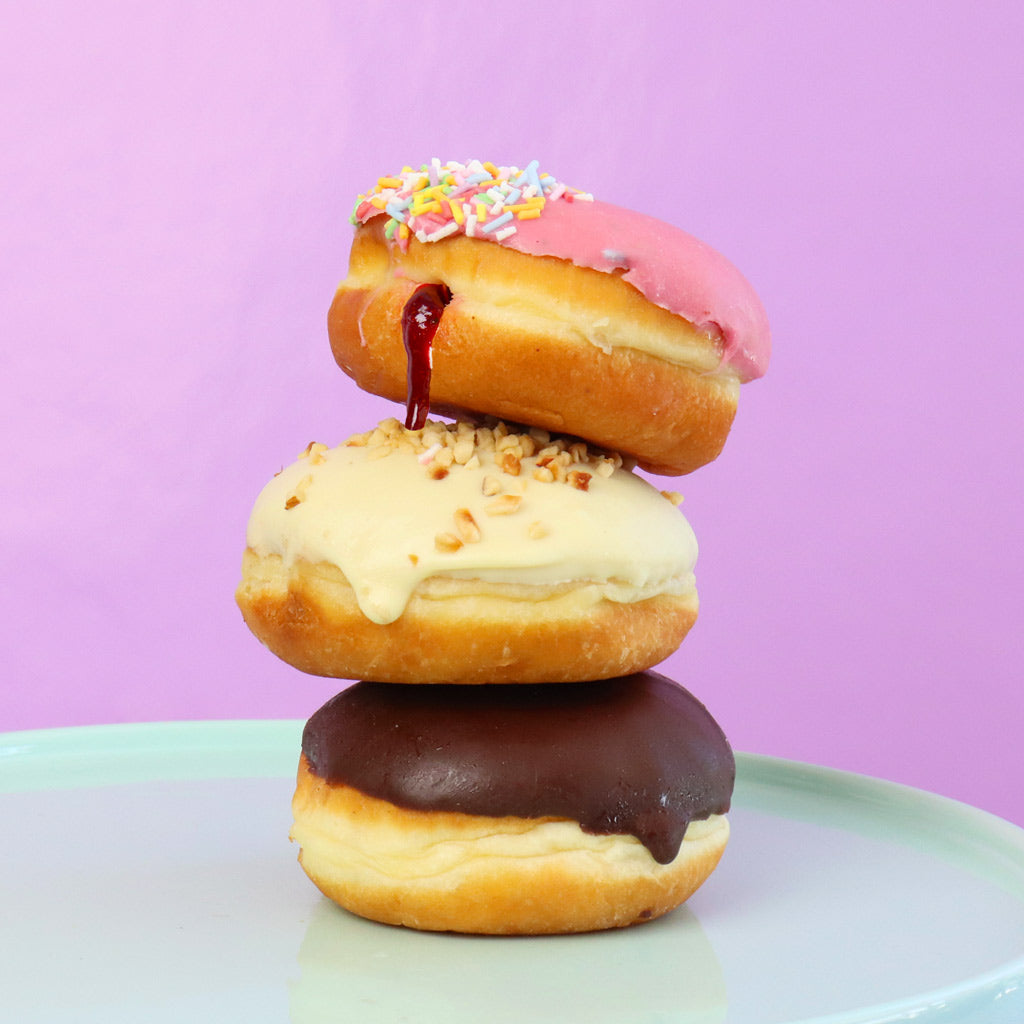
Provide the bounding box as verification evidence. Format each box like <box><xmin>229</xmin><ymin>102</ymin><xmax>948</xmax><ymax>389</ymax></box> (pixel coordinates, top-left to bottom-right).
<box><xmin>291</xmin><ymin>779</ymin><xmax>730</xmax><ymax>882</ymax></box>
<box><xmin>341</xmin><ymin>241</ymin><xmax>733</xmax><ymax>377</ymax></box>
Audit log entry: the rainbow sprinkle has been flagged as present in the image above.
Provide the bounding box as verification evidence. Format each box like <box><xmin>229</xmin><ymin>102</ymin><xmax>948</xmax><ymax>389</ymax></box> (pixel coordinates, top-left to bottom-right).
<box><xmin>350</xmin><ymin>159</ymin><xmax>593</xmax><ymax>249</ymax></box>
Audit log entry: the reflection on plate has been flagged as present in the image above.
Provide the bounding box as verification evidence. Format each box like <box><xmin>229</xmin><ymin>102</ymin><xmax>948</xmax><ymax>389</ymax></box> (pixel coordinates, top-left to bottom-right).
<box><xmin>291</xmin><ymin>899</ymin><xmax>726</xmax><ymax>1024</ymax></box>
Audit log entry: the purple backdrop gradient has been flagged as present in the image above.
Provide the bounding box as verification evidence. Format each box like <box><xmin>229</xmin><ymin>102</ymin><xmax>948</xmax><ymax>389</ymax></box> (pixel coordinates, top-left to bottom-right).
<box><xmin>3</xmin><ymin>4</ymin><xmax>1022</xmax><ymax>825</ymax></box>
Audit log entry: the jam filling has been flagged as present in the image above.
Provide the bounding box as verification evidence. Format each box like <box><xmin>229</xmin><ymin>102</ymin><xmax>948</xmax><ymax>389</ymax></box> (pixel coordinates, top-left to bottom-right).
<box><xmin>401</xmin><ymin>283</ymin><xmax>452</xmax><ymax>430</ymax></box>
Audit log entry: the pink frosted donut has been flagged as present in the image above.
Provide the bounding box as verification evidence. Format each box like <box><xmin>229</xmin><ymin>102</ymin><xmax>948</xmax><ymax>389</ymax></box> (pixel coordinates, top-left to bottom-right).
<box><xmin>328</xmin><ymin>159</ymin><xmax>770</xmax><ymax>475</ymax></box>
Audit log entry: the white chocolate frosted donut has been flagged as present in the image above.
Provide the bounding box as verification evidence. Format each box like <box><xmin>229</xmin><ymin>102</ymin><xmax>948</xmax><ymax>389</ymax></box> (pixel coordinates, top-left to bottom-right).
<box><xmin>236</xmin><ymin>418</ymin><xmax>699</xmax><ymax>683</ymax></box>
<box><xmin>329</xmin><ymin>159</ymin><xmax>770</xmax><ymax>476</ymax></box>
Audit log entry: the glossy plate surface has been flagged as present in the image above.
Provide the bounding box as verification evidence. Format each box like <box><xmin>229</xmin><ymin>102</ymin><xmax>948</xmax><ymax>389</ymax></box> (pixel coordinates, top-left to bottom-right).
<box><xmin>2</xmin><ymin>721</ymin><xmax>1023</xmax><ymax>1023</ymax></box>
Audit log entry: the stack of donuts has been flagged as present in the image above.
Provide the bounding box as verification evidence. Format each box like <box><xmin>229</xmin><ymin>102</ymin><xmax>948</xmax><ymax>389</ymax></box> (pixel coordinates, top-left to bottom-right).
<box><xmin>236</xmin><ymin>159</ymin><xmax>770</xmax><ymax>934</ymax></box>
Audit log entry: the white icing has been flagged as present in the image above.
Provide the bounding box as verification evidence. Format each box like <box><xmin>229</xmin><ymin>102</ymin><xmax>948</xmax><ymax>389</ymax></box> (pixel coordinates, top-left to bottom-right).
<box><xmin>245</xmin><ymin>426</ymin><xmax>698</xmax><ymax>625</ymax></box>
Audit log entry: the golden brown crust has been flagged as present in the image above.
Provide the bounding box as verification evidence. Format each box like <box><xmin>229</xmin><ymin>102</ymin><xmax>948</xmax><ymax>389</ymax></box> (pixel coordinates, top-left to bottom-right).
<box><xmin>290</xmin><ymin>757</ymin><xmax>729</xmax><ymax>934</ymax></box>
<box><xmin>328</xmin><ymin>222</ymin><xmax>740</xmax><ymax>476</ymax></box>
<box><xmin>236</xmin><ymin>549</ymin><xmax>698</xmax><ymax>684</ymax></box>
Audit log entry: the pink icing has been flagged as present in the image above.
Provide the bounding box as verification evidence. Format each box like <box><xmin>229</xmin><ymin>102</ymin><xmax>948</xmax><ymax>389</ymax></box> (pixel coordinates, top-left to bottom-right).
<box><xmin>498</xmin><ymin>197</ymin><xmax>771</xmax><ymax>382</ymax></box>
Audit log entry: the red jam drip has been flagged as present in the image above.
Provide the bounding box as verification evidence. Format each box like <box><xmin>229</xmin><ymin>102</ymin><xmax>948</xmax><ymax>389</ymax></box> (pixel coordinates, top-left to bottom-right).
<box><xmin>401</xmin><ymin>283</ymin><xmax>452</xmax><ymax>430</ymax></box>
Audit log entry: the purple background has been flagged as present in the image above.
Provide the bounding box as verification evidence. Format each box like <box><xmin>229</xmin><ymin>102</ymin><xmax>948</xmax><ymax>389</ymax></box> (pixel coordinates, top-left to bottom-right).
<box><xmin>3</xmin><ymin>4</ymin><xmax>1022</xmax><ymax>825</ymax></box>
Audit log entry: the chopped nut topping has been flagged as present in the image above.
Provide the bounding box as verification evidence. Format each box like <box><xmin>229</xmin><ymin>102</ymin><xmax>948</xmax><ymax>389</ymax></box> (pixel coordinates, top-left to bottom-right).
<box><xmin>434</xmin><ymin>532</ymin><xmax>463</xmax><ymax>553</ymax></box>
<box><xmin>495</xmin><ymin>433</ymin><xmax>521</xmax><ymax>452</ymax></box>
<box><xmin>528</xmin><ymin>520</ymin><xmax>549</xmax><ymax>539</ymax></box>
<box><xmin>485</xmin><ymin>494</ymin><xmax>523</xmax><ymax>515</ymax></box>
<box><xmin>284</xmin><ymin>473</ymin><xmax>313</xmax><ymax>509</ymax></box>
<box><xmin>454</xmin><ymin>508</ymin><xmax>481</xmax><ymax>543</ymax></box>
<box><xmin>453</xmin><ymin>439</ymin><xmax>474</xmax><ymax>465</ymax></box>
<box><xmin>337</xmin><ymin>417</ymin><xmax>631</xmax><ymax>492</ymax></box>
<box><xmin>408</xmin><ymin>553</ymin><xmax>419</xmax><ymax>565</ymax></box>
<box><xmin>661</xmin><ymin>490</ymin><xmax>685</xmax><ymax>505</ymax></box>
<box><xmin>297</xmin><ymin>441</ymin><xmax>329</xmax><ymax>464</ymax></box>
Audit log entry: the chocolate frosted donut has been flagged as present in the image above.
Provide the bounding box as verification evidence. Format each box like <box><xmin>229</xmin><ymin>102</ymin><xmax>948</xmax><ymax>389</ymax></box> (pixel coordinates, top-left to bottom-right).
<box><xmin>329</xmin><ymin>159</ymin><xmax>770</xmax><ymax>475</ymax></box>
<box><xmin>290</xmin><ymin>672</ymin><xmax>734</xmax><ymax>934</ymax></box>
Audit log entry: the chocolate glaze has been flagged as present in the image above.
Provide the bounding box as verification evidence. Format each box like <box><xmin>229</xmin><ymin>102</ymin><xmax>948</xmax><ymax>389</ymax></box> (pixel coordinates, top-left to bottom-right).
<box><xmin>301</xmin><ymin>672</ymin><xmax>734</xmax><ymax>865</ymax></box>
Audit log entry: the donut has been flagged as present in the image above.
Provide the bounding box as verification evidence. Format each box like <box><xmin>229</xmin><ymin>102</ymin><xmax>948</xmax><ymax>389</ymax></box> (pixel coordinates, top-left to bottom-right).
<box><xmin>236</xmin><ymin>417</ymin><xmax>699</xmax><ymax>684</ymax></box>
<box><xmin>328</xmin><ymin>158</ymin><xmax>770</xmax><ymax>476</ymax></box>
<box><xmin>290</xmin><ymin>672</ymin><xmax>735</xmax><ymax>934</ymax></box>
